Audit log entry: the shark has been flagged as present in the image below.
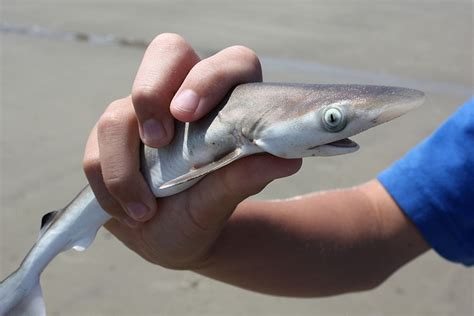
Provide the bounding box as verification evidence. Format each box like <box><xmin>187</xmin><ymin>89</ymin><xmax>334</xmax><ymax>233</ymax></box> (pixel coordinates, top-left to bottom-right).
<box><xmin>0</xmin><ymin>83</ymin><xmax>424</xmax><ymax>315</ymax></box>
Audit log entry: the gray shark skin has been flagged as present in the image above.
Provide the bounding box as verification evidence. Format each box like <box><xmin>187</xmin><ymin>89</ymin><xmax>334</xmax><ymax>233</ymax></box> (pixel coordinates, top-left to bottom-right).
<box><xmin>0</xmin><ymin>83</ymin><xmax>424</xmax><ymax>315</ymax></box>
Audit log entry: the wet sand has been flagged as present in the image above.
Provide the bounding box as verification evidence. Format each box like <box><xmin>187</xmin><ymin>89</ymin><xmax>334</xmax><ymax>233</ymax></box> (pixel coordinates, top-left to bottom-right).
<box><xmin>1</xmin><ymin>1</ymin><xmax>473</xmax><ymax>315</ymax></box>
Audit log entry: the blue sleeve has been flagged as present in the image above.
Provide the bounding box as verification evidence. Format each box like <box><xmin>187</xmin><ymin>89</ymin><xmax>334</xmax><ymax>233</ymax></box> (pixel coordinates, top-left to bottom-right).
<box><xmin>378</xmin><ymin>98</ymin><xmax>474</xmax><ymax>266</ymax></box>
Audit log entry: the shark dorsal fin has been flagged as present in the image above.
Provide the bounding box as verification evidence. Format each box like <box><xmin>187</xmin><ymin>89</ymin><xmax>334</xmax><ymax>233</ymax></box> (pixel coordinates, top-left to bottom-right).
<box><xmin>39</xmin><ymin>210</ymin><xmax>62</xmax><ymax>239</ymax></box>
<box><xmin>40</xmin><ymin>210</ymin><xmax>58</xmax><ymax>230</ymax></box>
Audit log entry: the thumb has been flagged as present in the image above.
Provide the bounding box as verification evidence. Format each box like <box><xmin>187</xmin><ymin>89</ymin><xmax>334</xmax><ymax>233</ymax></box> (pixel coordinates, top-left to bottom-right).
<box><xmin>134</xmin><ymin>154</ymin><xmax>301</xmax><ymax>269</ymax></box>
<box><xmin>188</xmin><ymin>154</ymin><xmax>302</xmax><ymax>231</ymax></box>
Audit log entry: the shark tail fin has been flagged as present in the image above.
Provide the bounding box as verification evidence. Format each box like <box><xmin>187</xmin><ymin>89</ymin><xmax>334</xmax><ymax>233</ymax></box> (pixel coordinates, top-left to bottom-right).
<box><xmin>0</xmin><ymin>269</ymin><xmax>46</xmax><ymax>316</ymax></box>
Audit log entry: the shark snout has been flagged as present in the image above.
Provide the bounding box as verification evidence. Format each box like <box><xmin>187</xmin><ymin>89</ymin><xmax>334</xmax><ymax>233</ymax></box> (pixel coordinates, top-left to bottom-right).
<box><xmin>372</xmin><ymin>87</ymin><xmax>425</xmax><ymax>124</ymax></box>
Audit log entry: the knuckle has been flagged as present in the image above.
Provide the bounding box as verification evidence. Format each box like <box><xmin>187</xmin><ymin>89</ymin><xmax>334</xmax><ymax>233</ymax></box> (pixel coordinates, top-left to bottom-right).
<box><xmin>148</xmin><ymin>33</ymin><xmax>196</xmax><ymax>64</ymax></box>
<box><xmin>97</xmin><ymin>100</ymin><xmax>132</xmax><ymax>134</ymax></box>
<box><xmin>196</xmin><ymin>58</ymin><xmax>220</xmax><ymax>77</ymax></box>
<box><xmin>103</xmin><ymin>172</ymin><xmax>133</xmax><ymax>197</ymax></box>
<box><xmin>82</xmin><ymin>155</ymin><xmax>101</xmax><ymax>177</ymax></box>
<box><xmin>197</xmin><ymin>60</ymin><xmax>226</xmax><ymax>87</ymax></box>
<box><xmin>97</xmin><ymin>112</ymin><xmax>120</xmax><ymax>135</ymax></box>
<box><xmin>227</xmin><ymin>45</ymin><xmax>261</xmax><ymax>70</ymax></box>
<box><xmin>97</xmin><ymin>195</ymin><xmax>125</xmax><ymax>220</ymax></box>
<box><xmin>227</xmin><ymin>45</ymin><xmax>256</xmax><ymax>57</ymax></box>
<box><xmin>198</xmin><ymin>46</ymin><xmax>261</xmax><ymax>84</ymax></box>
<box><xmin>106</xmin><ymin>98</ymin><xmax>127</xmax><ymax>113</ymax></box>
<box><xmin>131</xmin><ymin>85</ymin><xmax>160</xmax><ymax>111</ymax></box>
<box><xmin>151</xmin><ymin>33</ymin><xmax>188</xmax><ymax>49</ymax></box>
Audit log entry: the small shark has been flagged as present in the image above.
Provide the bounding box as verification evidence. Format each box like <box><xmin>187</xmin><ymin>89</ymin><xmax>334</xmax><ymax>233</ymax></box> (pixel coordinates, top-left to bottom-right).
<box><xmin>0</xmin><ymin>83</ymin><xmax>424</xmax><ymax>315</ymax></box>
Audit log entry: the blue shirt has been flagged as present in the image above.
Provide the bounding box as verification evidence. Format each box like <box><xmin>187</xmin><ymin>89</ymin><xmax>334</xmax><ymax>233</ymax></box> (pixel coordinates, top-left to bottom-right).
<box><xmin>378</xmin><ymin>98</ymin><xmax>474</xmax><ymax>266</ymax></box>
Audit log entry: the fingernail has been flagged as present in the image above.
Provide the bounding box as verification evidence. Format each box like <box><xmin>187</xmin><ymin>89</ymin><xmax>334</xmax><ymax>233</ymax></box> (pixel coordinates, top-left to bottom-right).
<box><xmin>172</xmin><ymin>89</ymin><xmax>200</xmax><ymax>113</ymax></box>
<box><xmin>126</xmin><ymin>202</ymin><xmax>149</xmax><ymax>220</ymax></box>
<box><xmin>142</xmin><ymin>119</ymin><xmax>166</xmax><ymax>145</ymax></box>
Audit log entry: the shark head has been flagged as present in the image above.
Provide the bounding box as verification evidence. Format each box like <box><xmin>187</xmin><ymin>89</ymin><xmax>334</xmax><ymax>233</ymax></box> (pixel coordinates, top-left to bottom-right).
<box><xmin>251</xmin><ymin>84</ymin><xmax>425</xmax><ymax>158</ymax></box>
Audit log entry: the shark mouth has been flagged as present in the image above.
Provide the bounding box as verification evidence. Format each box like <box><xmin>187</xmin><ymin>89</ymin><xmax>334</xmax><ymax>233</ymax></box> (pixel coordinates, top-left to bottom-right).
<box><xmin>326</xmin><ymin>138</ymin><xmax>358</xmax><ymax>148</ymax></box>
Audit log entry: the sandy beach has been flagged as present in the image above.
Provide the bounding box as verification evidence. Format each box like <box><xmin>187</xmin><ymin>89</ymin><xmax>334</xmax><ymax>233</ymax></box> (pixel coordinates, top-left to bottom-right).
<box><xmin>1</xmin><ymin>1</ymin><xmax>473</xmax><ymax>315</ymax></box>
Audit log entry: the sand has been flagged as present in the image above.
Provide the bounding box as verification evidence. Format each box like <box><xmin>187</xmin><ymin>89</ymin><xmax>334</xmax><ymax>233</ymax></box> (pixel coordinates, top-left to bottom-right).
<box><xmin>1</xmin><ymin>1</ymin><xmax>473</xmax><ymax>315</ymax></box>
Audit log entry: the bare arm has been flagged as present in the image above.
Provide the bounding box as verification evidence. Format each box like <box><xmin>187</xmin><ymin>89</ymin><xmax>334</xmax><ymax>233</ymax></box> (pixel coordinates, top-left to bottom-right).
<box><xmin>195</xmin><ymin>180</ymin><xmax>429</xmax><ymax>296</ymax></box>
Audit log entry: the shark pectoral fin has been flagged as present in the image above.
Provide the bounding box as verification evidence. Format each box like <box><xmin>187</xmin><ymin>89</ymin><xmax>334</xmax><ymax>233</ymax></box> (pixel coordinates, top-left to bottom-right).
<box><xmin>160</xmin><ymin>147</ymin><xmax>252</xmax><ymax>190</ymax></box>
<box><xmin>71</xmin><ymin>228</ymin><xmax>100</xmax><ymax>252</ymax></box>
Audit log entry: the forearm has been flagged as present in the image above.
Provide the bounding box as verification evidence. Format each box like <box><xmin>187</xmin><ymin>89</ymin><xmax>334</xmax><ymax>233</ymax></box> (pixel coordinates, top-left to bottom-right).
<box><xmin>195</xmin><ymin>180</ymin><xmax>429</xmax><ymax>297</ymax></box>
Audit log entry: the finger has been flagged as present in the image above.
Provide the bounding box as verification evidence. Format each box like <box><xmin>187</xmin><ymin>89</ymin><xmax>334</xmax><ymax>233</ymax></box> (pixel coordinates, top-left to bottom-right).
<box><xmin>188</xmin><ymin>155</ymin><xmax>302</xmax><ymax>232</ymax></box>
<box><xmin>83</xmin><ymin>123</ymin><xmax>141</xmax><ymax>228</ymax></box>
<box><xmin>83</xmin><ymin>124</ymin><xmax>118</xmax><ymax>214</ymax></box>
<box><xmin>97</xmin><ymin>97</ymin><xmax>157</xmax><ymax>222</ymax></box>
<box><xmin>170</xmin><ymin>45</ymin><xmax>262</xmax><ymax>122</ymax></box>
<box><xmin>132</xmin><ymin>33</ymin><xmax>200</xmax><ymax>147</ymax></box>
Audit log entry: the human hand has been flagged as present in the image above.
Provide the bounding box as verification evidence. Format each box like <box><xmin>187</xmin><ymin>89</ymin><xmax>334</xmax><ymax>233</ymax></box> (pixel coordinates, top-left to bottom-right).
<box><xmin>82</xmin><ymin>34</ymin><xmax>301</xmax><ymax>268</ymax></box>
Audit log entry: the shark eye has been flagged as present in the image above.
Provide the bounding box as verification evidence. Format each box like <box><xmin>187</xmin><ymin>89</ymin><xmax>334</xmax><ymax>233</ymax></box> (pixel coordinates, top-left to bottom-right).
<box><xmin>322</xmin><ymin>107</ymin><xmax>346</xmax><ymax>132</ymax></box>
